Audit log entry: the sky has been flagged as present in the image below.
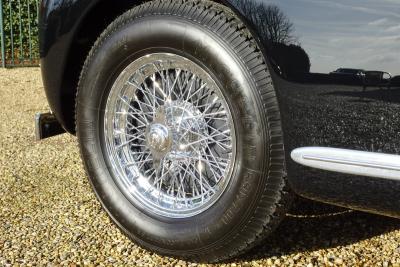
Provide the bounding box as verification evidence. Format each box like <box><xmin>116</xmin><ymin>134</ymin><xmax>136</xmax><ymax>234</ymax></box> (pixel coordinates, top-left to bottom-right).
<box><xmin>260</xmin><ymin>0</ymin><xmax>400</xmax><ymax>75</ymax></box>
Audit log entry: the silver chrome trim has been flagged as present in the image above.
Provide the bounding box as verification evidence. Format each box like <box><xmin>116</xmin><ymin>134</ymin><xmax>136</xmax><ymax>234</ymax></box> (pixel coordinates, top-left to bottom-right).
<box><xmin>291</xmin><ymin>147</ymin><xmax>400</xmax><ymax>180</ymax></box>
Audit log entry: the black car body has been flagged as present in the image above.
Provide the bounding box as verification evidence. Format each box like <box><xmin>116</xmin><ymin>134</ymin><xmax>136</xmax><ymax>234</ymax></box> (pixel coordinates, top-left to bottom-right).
<box><xmin>39</xmin><ymin>0</ymin><xmax>400</xmax><ymax>261</ymax></box>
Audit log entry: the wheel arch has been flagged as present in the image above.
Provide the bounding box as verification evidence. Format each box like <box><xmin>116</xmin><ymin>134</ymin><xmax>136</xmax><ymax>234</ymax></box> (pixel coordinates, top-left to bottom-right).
<box><xmin>41</xmin><ymin>0</ymin><xmax>267</xmax><ymax>134</ymax></box>
<box><xmin>41</xmin><ymin>0</ymin><xmax>142</xmax><ymax>133</ymax></box>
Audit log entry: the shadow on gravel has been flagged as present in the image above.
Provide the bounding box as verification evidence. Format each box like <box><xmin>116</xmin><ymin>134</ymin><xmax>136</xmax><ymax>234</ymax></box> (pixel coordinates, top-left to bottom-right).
<box><xmin>236</xmin><ymin>198</ymin><xmax>400</xmax><ymax>262</ymax></box>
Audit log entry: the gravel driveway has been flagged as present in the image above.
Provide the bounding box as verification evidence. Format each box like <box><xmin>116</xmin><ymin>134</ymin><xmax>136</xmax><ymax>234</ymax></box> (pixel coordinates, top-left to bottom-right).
<box><xmin>1</xmin><ymin>68</ymin><xmax>400</xmax><ymax>266</ymax></box>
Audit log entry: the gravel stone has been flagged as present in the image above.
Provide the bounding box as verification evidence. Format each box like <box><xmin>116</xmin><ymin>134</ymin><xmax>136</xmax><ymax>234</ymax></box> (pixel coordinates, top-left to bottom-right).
<box><xmin>1</xmin><ymin>68</ymin><xmax>400</xmax><ymax>266</ymax></box>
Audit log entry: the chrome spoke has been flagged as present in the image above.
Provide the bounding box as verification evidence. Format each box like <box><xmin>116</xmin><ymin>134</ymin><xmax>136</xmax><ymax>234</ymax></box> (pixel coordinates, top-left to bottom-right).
<box><xmin>104</xmin><ymin>53</ymin><xmax>236</xmax><ymax>218</ymax></box>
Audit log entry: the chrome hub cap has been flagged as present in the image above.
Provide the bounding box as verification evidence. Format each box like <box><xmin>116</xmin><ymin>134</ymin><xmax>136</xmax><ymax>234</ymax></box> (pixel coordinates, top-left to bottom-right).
<box><xmin>104</xmin><ymin>53</ymin><xmax>236</xmax><ymax>218</ymax></box>
<box><xmin>146</xmin><ymin>123</ymin><xmax>170</xmax><ymax>153</ymax></box>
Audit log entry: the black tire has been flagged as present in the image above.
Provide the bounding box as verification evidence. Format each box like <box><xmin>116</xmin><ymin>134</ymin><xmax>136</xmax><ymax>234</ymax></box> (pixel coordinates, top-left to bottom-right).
<box><xmin>76</xmin><ymin>0</ymin><xmax>291</xmax><ymax>262</ymax></box>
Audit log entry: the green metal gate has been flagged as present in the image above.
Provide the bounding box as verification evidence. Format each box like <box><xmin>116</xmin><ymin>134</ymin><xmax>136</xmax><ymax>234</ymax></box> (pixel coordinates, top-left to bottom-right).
<box><xmin>0</xmin><ymin>0</ymin><xmax>40</xmax><ymax>67</ymax></box>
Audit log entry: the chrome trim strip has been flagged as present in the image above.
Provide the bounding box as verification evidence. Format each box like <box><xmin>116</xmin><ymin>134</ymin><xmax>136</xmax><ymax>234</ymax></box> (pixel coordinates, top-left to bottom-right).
<box><xmin>291</xmin><ymin>147</ymin><xmax>400</xmax><ymax>180</ymax></box>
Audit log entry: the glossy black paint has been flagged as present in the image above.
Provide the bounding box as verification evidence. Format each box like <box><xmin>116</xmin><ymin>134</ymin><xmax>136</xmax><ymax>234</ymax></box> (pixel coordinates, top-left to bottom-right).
<box><xmin>40</xmin><ymin>0</ymin><xmax>400</xmax><ymax>217</ymax></box>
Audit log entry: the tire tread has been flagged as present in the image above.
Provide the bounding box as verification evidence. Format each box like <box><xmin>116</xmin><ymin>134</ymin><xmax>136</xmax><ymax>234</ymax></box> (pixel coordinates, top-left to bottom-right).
<box><xmin>76</xmin><ymin>0</ymin><xmax>292</xmax><ymax>262</ymax></box>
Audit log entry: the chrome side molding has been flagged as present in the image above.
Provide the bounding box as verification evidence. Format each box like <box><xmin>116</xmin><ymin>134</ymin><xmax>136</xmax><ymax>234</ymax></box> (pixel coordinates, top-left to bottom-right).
<box><xmin>291</xmin><ymin>147</ymin><xmax>400</xmax><ymax>180</ymax></box>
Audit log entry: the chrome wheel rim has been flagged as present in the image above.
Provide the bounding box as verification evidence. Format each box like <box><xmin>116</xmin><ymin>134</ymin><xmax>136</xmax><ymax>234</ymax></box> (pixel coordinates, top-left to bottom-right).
<box><xmin>104</xmin><ymin>53</ymin><xmax>236</xmax><ymax>218</ymax></box>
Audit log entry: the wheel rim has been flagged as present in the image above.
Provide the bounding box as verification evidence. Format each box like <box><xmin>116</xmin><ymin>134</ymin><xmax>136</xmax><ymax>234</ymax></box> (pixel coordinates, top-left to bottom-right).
<box><xmin>104</xmin><ymin>53</ymin><xmax>236</xmax><ymax>218</ymax></box>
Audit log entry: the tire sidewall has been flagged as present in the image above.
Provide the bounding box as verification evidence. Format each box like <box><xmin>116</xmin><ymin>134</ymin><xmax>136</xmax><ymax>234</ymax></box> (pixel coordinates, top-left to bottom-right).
<box><xmin>77</xmin><ymin>15</ymin><xmax>271</xmax><ymax>254</ymax></box>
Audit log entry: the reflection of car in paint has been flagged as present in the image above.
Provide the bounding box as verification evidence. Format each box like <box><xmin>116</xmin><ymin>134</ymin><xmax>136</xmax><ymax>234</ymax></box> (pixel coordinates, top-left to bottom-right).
<box><xmin>330</xmin><ymin>68</ymin><xmax>366</xmax><ymax>84</ymax></box>
<box><xmin>37</xmin><ymin>0</ymin><xmax>400</xmax><ymax>262</ymax></box>
<box><xmin>363</xmin><ymin>71</ymin><xmax>392</xmax><ymax>90</ymax></box>
<box><xmin>330</xmin><ymin>68</ymin><xmax>365</xmax><ymax>77</ymax></box>
<box><xmin>391</xmin><ymin>76</ymin><xmax>400</xmax><ymax>87</ymax></box>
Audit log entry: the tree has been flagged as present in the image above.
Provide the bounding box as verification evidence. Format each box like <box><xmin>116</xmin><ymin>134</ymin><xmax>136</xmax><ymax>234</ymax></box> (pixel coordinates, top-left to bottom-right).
<box><xmin>231</xmin><ymin>0</ymin><xmax>297</xmax><ymax>45</ymax></box>
<box><xmin>270</xmin><ymin>43</ymin><xmax>311</xmax><ymax>78</ymax></box>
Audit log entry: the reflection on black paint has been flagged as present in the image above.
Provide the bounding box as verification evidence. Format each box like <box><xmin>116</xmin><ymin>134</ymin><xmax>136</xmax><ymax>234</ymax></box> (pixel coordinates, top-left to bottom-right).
<box><xmin>231</xmin><ymin>0</ymin><xmax>297</xmax><ymax>45</ymax></box>
<box><xmin>228</xmin><ymin>0</ymin><xmax>400</xmax><ymax>152</ymax></box>
<box><xmin>230</xmin><ymin>0</ymin><xmax>397</xmax><ymax>84</ymax></box>
<box><xmin>270</xmin><ymin>43</ymin><xmax>311</xmax><ymax>80</ymax></box>
<box><xmin>229</xmin><ymin>0</ymin><xmax>400</xmax><ymax>216</ymax></box>
<box><xmin>326</xmin><ymin>87</ymin><xmax>400</xmax><ymax>104</ymax></box>
<box><xmin>274</xmin><ymin>72</ymin><xmax>400</xmax><ymax>217</ymax></box>
<box><xmin>230</xmin><ymin>0</ymin><xmax>312</xmax><ymax>80</ymax></box>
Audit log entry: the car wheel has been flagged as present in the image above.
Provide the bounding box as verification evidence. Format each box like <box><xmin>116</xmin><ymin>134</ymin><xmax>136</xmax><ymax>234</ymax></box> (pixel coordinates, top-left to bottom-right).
<box><xmin>76</xmin><ymin>0</ymin><xmax>291</xmax><ymax>262</ymax></box>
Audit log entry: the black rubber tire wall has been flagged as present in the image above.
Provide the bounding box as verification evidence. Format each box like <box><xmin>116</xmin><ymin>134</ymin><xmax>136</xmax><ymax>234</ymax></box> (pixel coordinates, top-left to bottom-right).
<box><xmin>76</xmin><ymin>0</ymin><xmax>292</xmax><ymax>262</ymax></box>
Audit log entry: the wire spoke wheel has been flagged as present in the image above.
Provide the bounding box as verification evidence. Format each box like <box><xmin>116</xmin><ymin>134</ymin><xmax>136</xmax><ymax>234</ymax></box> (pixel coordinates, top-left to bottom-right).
<box><xmin>104</xmin><ymin>53</ymin><xmax>236</xmax><ymax>218</ymax></box>
<box><xmin>77</xmin><ymin>1</ymin><xmax>290</xmax><ymax>261</ymax></box>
